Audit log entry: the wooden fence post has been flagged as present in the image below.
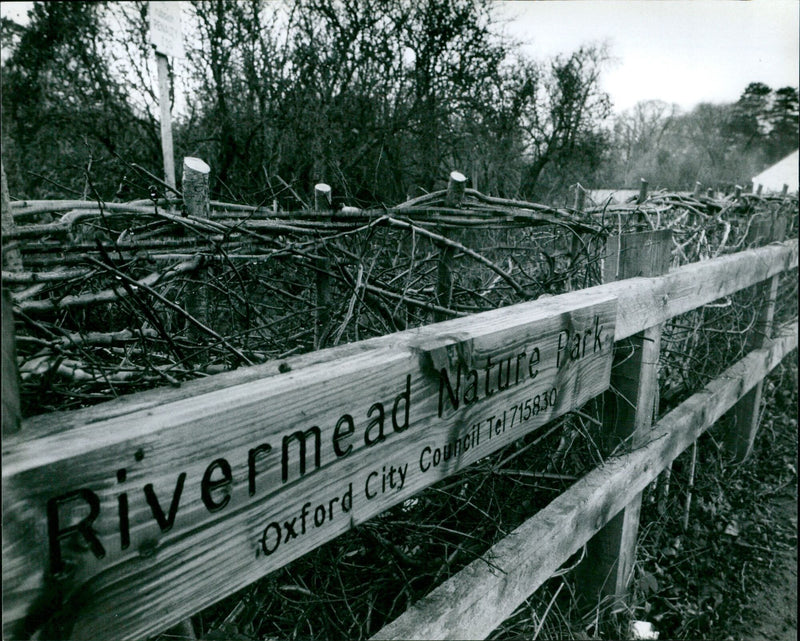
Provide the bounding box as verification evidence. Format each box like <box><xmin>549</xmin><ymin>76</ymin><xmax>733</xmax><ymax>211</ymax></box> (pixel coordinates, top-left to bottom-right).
<box><xmin>446</xmin><ymin>170</ymin><xmax>467</xmax><ymax>206</ymax></box>
<box><xmin>636</xmin><ymin>178</ymin><xmax>649</xmax><ymax>229</ymax></box>
<box><xmin>637</xmin><ymin>178</ymin><xmax>648</xmax><ymax>205</ymax></box>
<box><xmin>568</xmin><ymin>184</ymin><xmax>587</xmax><ymax>292</ymax></box>
<box><xmin>314</xmin><ymin>182</ymin><xmax>332</xmax><ymax>212</ymax></box>
<box><xmin>2</xmin><ymin>161</ymin><xmax>22</xmax><ymax>434</ymax></box>
<box><xmin>2</xmin><ymin>289</ymin><xmax>21</xmax><ymax>435</ymax></box>
<box><xmin>693</xmin><ymin>181</ymin><xmax>702</xmax><ymax>198</ymax></box>
<box><xmin>434</xmin><ymin>171</ymin><xmax>466</xmax><ymax>322</ymax></box>
<box><xmin>1</xmin><ymin>162</ymin><xmax>23</xmax><ymax>273</ymax></box>
<box><xmin>724</xmin><ymin>215</ymin><xmax>785</xmax><ymax>462</ymax></box>
<box><xmin>574</xmin><ymin>183</ymin><xmax>586</xmax><ymax>212</ymax></box>
<box><xmin>577</xmin><ymin>229</ymin><xmax>672</xmax><ymax>611</ymax></box>
<box><xmin>182</xmin><ymin>157</ymin><xmax>210</xmax><ymax>341</ymax></box>
<box><xmin>314</xmin><ymin>183</ymin><xmax>332</xmax><ymax>349</ymax></box>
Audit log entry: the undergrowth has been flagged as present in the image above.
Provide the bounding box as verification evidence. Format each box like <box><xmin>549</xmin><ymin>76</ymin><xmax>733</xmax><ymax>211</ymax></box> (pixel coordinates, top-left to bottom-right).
<box><xmin>633</xmin><ymin>357</ymin><xmax>798</xmax><ymax>641</ymax></box>
<box><xmin>5</xmin><ymin>183</ymin><xmax>796</xmax><ymax>640</ymax></box>
<box><xmin>484</xmin><ymin>357</ymin><xmax>797</xmax><ymax>641</ymax></box>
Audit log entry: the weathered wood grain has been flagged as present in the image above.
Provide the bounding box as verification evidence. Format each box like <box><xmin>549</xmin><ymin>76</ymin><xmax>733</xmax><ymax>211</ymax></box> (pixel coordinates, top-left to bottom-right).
<box><xmin>3</xmin><ymin>240</ymin><xmax>795</xmax><ymax>639</ymax></box>
<box><xmin>605</xmin><ymin>239</ymin><xmax>796</xmax><ymax>340</ymax></box>
<box><xmin>372</xmin><ymin>321</ymin><xmax>798</xmax><ymax>640</ymax></box>
<box><xmin>3</xmin><ymin>295</ymin><xmax>616</xmax><ymax>639</ymax></box>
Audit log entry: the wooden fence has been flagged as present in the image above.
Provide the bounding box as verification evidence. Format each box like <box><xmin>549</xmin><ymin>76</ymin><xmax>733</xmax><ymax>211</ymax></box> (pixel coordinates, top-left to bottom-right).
<box><xmin>2</xmin><ymin>188</ymin><xmax>798</xmax><ymax>639</ymax></box>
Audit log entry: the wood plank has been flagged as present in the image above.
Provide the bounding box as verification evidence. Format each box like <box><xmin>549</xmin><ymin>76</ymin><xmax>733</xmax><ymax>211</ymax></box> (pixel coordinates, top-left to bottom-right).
<box><xmin>3</xmin><ymin>295</ymin><xmax>617</xmax><ymax>639</ymax></box>
<box><xmin>18</xmin><ymin>240</ymin><xmax>798</xmax><ymax>441</ymax></box>
<box><xmin>605</xmin><ymin>239</ymin><xmax>796</xmax><ymax>340</ymax></box>
<box><xmin>3</xmin><ymin>241</ymin><xmax>795</xmax><ymax>638</ymax></box>
<box><xmin>602</xmin><ymin>230</ymin><xmax>671</xmax><ymax>282</ymax></box>
<box><xmin>372</xmin><ymin>321</ymin><xmax>798</xmax><ymax>640</ymax></box>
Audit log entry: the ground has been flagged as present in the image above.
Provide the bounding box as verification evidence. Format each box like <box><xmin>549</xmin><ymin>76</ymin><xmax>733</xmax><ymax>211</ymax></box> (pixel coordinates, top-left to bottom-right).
<box><xmin>749</xmin><ymin>492</ymin><xmax>797</xmax><ymax>641</ymax></box>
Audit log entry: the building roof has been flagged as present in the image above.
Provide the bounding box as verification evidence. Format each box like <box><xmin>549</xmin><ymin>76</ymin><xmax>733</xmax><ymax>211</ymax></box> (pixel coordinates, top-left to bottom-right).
<box><xmin>752</xmin><ymin>150</ymin><xmax>799</xmax><ymax>194</ymax></box>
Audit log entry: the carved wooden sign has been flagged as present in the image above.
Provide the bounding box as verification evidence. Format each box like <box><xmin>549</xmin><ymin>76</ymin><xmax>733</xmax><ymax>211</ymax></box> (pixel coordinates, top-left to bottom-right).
<box><xmin>3</xmin><ymin>292</ymin><xmax>616</xmax><ymax>640</ymax></box>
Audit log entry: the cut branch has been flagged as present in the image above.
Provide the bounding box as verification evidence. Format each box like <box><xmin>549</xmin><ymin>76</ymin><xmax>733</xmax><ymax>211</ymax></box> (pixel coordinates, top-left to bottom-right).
<box><xmin>17</xmin><ymin>258</ymin><xmax>201</xmax><ymax>313</ymax></box>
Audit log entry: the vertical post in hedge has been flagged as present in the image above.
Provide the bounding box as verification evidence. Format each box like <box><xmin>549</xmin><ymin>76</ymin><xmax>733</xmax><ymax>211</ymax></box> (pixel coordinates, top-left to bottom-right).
<box><xmin>637</xmin><ymin>178</ymin><xmax>648</xmax><ymax>204</ymax></box>
<box><xmin>693</xmin><ymin>181</ymin><xmax>702</xmax><ymax>197</ymax></box>
<box><xmin>2</xmin><ymin>290</ymin><xmax>21</xmax><ymax>435</ymax></box>
<box><xmin>1</xmin><ymin>161</ymin><xmax>22</xmax><ymax>435</ymax></box>
<box><xmin>434</xmin><ymin>171</ymin><xmax>466</xmax><ymax>322</ymax></box>
<box><xmin>734</xmin><ymin>185</ymin><xmax>742</xmax><ymax>200</ymax></box>
<box><xmin>1</xmin><ymin>162</ymin><xmax>23</xmax><ymax>273</ymax></box>
<box><xmin>574</xmin><ymin>183</ymin><xmax>586</xmax><ymax>212</ymax></box>
<box><xmin>724</xmin><ymin>276</ymin><xmax>778</xmax><ymax>461</ymax></box>
<box><xmin>314</xmin><ymin>183</ymin><xmax>332</xmax><ymax>349</ymax></box>
<box><xmin>707</xmin><ymin>187</ymin><xmax>714</xmax><ymax>199</ymax></box>
<box><xmin>568</xmin><ymin>184</ymin><xmax>587</xmax><ymax>292</ymax></box>
<box><xmin>183</xmin><ymin>157</ymin><xmax>210</xmax><ymax>218</ymax></box>
<box><xmin>314</xmin><ymin>183</ymin><xmax>332</xmax><ymax>212</ymax></box>
<box><xmin>781</xmin><ymin>183</ymin><xmax>788</xmax><ymax>197</ymax></box>
<box><xmin>577</xmin><ymin>229</ymin><xmax>672</xmax><ymax>610</ymax></box>
<box><xmin>756</xmin><ymin>184</ymin><xmax>763</xmax><ymax>196</ymax></box>
<box><xmin>724</xmin><ymin>214</ymin><xmax>784</xmax><ymax>462</ymax></box>
<box><xmin>182</xmin><ymin>157</ymin><xmax>211</xmax><ymax>340</ymax></box>
<box><xmin>635</xmin><ymin>178</ymin><xmax>649</xmax><ymax>230</ymax></box>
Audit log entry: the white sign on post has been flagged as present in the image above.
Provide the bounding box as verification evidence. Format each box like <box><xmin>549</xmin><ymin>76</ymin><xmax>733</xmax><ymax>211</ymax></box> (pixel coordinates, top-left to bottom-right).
<box><xmin>149</xmin><ymin>1</ymin><xmax>183</xmax><ymax>59</ymax></box>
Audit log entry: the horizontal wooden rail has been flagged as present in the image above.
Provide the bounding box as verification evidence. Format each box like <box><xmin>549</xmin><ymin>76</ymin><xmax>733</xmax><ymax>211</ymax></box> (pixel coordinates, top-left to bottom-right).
<box><xmin>4</xmin><ymin>292</ymin><xmax>617</xmax><ymax>639</ymax></box>
<box><xmin>605</xmin><ymin>240</ymin><xmax>797</xmax><ymax>340</ymax></box>
<box><xmin>2</xmin><ymin>240</ymin><xmax>797</xmax><ymax>639</ymax></box>
<box><xmin>373</xmin><ymin>321</ymin><xmax>798</xmax><ymax>640</ymax></box>
<box><xmin>19</xmin><ymin>239</ymin><xmax>798</xmax><ymax>439</ymax></box>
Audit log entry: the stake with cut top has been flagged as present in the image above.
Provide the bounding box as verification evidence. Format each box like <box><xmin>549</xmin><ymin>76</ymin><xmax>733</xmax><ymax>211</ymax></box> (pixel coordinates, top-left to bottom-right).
<box><xmin>435</xmin><ymin>172</ymin><xmax>467</xmax><ymax>322</ymax></box>
<box><xmin>182</xmin><ymin>157</ymin><xmax>211</xmax><ymax>341</ymax></box>
<box><xmin>314</xmin><ymin>183</ymin><xmax>332</xmax><ymax>349</ymax></box>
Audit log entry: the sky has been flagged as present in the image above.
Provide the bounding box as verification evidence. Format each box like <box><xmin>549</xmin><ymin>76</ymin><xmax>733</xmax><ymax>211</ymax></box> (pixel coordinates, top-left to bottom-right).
<box><xmin>496</xmin><ymin>0</ymin><xmax>800</xmax><ymax>113</ymax></box>
<box><xmin>2</xmin><ymin>1</ymin><xmax>798</xmax><ymax>114</ymax></box>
